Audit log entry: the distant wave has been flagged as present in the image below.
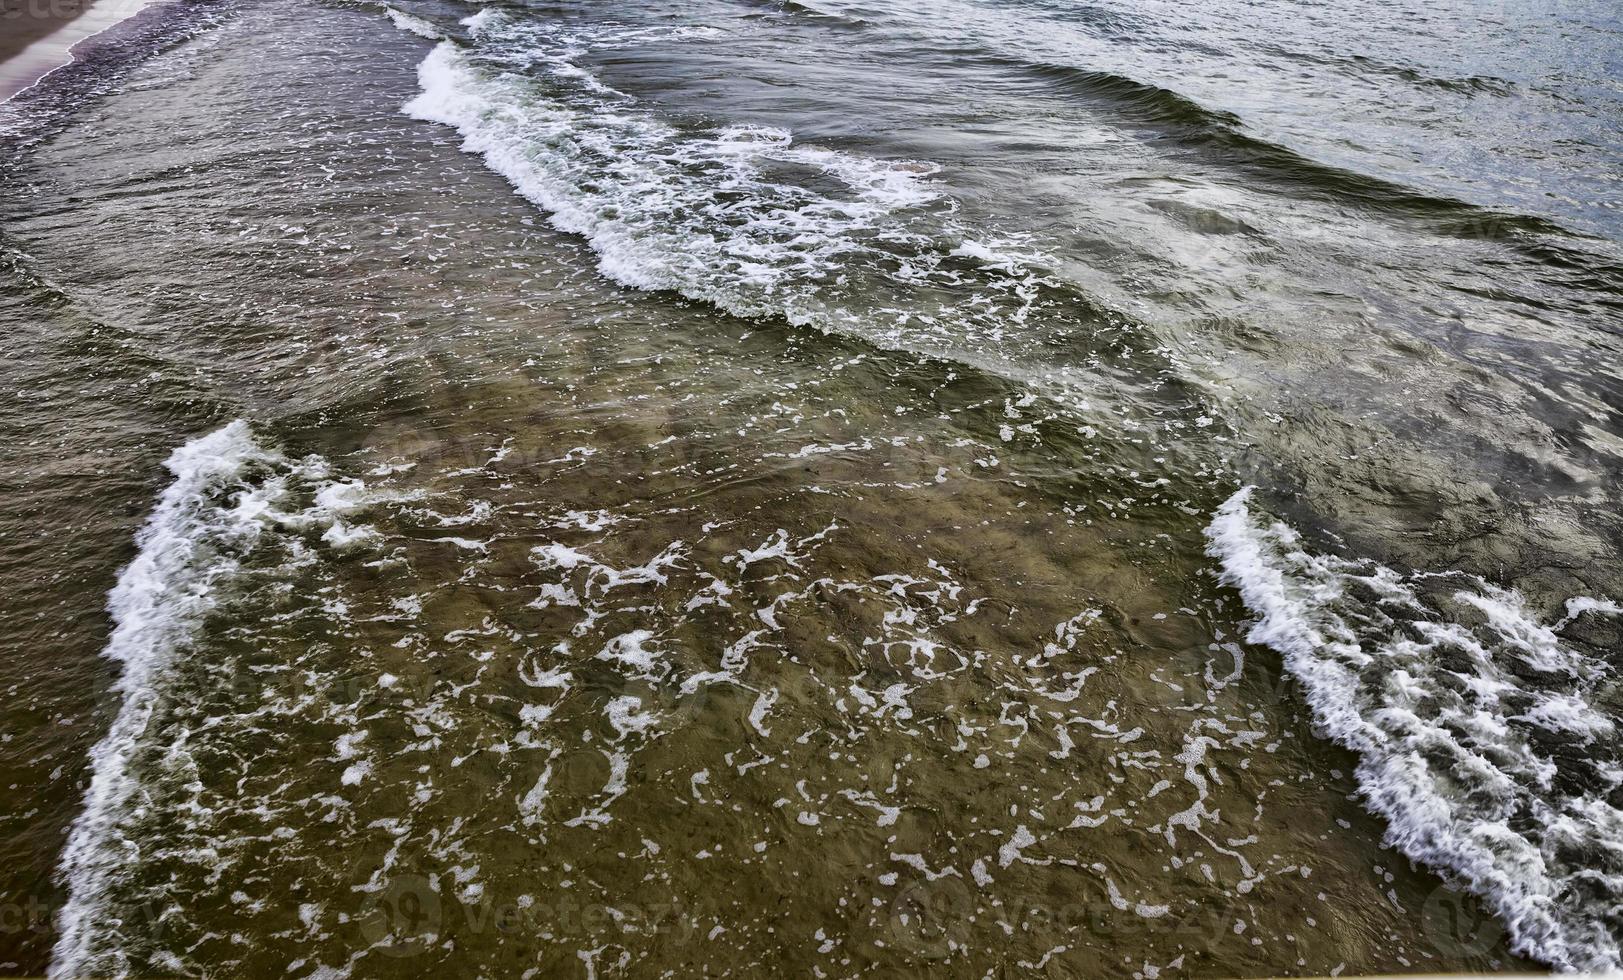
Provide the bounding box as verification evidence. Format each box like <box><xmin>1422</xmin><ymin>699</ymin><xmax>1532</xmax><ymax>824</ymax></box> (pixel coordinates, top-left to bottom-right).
<box><xmin>738</xmin><ymin>0</ymin><xmax>872</xmax><ymax>29</ymax></box>
<box><xmin>997</xmin><ymin>58</ymin><xmax>1578</xmax><ymax>241</ymax></box>
<box><xmin>728</xmin><ymin>0</ymin><xmax>1583</xmax><ymax>244</ymax></box>
<box><xmin>383</xmin><ymin>4</ymin><xmax>443</xmax><ymax>40</ymax></box>
<box><xmin>1207</xmin><ymin>487</ymin><xmax>1623</xmax><ymax>973</ymax></box>
<box><xmin>1340</xmin><ymin>52</ymin><xmax>1518</xmax><ymax>97</ymax></box>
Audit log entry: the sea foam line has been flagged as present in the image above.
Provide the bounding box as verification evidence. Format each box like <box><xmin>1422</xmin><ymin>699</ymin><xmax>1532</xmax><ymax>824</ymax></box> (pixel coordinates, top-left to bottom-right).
<box><xmin>1206</xmin><ymin>487</ymin><xmax>1623</xmax><ymax>973</ymax></box>
<box><xmin>399</xmin><ymin>28</ymin><xmax>938</xmax><ymax>327</ymax></box>
<box><xmin>49</xmin><ymin>422</ymin><xmax>371</xmax><ymax>978</ymax></box>
<box><xmin>382</xmin><ymin>11</ymin><xmax>1091</xmax><ymax>369</ymax></box>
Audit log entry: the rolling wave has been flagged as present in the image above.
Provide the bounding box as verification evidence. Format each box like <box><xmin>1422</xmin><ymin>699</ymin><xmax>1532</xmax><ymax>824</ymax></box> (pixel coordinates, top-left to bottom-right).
<box><xmin>389</xmin><ymin>10</ymin><xmax>1173</xmax><ymax>394</ymax></box>
<box><xmin>1207</xmin><ymin>487</ymin><xmax>1623</xmax><ymax>973</ymax></box>
<box><xmin>739</xmin><ymin>0</ymin><xmax>872</xmax><ymax>29</ymax></box>
<box><xmin>50</xmin><ymin>422</ymin><xmax>379</xmax><ymax>978</ymax></box>
<box><xmin>997</xmin><ymin>58</ymin><xmax>1579</xmax><ymax>241</ymax></box>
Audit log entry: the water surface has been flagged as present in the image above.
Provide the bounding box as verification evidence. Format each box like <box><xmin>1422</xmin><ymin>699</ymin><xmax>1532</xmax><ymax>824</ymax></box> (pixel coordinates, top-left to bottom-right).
<box><xmin>1</xmin><ymin>0</ymin><xmax>1620</xmax><ymax>975</ymax></box>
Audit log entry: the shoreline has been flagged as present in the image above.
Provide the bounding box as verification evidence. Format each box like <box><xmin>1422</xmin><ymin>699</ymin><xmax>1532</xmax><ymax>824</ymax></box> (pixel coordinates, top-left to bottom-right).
<box><xmin>0</xmin><ymin>0</ymin><xmax>160</xmax><ymax>103</ymax></box>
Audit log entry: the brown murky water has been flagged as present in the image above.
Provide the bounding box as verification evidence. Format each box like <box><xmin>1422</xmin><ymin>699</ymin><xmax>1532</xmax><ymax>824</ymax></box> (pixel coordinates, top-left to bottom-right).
<box><xmin>5</xmin><ymin>0</ymin><xmax>1622</xmax><ymax>975</ymax></box>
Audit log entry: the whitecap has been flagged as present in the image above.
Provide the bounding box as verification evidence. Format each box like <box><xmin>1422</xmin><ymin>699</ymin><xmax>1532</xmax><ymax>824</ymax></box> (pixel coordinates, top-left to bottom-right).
<box><xmin>50</xmin><ymin>422</ymin><xmax>379</xmax><ymax>978</ymax></box>
<box><xmin>1205</xmin><ymin>486</ymin><xmax>1623</xmax><ymax>973</ymax></box>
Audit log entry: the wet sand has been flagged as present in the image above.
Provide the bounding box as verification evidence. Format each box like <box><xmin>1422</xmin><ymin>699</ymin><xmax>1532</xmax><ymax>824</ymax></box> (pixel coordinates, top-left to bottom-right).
<box><xmin>0</xmin><ymin>0</ymin><xmax>156</xmax><ymax>101</ymax></box>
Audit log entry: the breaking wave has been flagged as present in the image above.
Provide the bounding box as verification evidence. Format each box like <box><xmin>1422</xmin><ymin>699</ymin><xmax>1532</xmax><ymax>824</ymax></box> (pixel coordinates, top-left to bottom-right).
<box><xmin>391</xmin><ymin>11</ymin><xmax>1102</xmax><ymax>370</ymax></box>
<box><xmin>50</xmin><ymin>421</ymin><xmax>379</xmax><ymax>978</ymax></box>
<box><xmin>1206</xmin><ymin>487</ymin><xmax>1623</xmax><ymax>973</ymax></box>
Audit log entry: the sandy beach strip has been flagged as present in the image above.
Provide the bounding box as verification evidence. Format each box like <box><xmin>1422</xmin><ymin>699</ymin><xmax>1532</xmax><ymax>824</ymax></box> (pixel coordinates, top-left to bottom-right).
<box><xmin>0</xmin><ymin>0</ymin><xmax>162</xmax><ymax>102</ymax></box>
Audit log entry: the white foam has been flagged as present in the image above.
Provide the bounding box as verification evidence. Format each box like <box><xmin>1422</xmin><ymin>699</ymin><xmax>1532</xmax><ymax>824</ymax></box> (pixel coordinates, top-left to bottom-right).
<box><xmin>389</xmin><ymin>17</ymin><xmax>1122</xmax><ymax>368</ymax></box>
<box><xmin>382</xmin><ymin>7</ymin><xmax>1113</xmax><ymax>402</ymax></box>
<box><xmin>400</xmin><ymin>38</ymin><xmax>940</xmax><ymax>326</ymax></box>
<box><xmin>1205</xmin><ymin>487</ymin><xmax>1623</xmax><ymax>973</ymax></box>
<box><xmin>383</xmin><ymin>5</ymin><xmax>441</xmax><ymax>40</ymax></box>
<box><xmin>50</xmin><ymin>422</ymin><xmax>377</xmax><ymax>978</ymax></box>
<box><xmin>595</xmin><ymin>630</ymin><xmax>663</xmax><ymax>679</ymax></box>
<box><xmin>459</xmin><ymin>7</ymin><xmax>503</xmax><ymax>33</ymax></box>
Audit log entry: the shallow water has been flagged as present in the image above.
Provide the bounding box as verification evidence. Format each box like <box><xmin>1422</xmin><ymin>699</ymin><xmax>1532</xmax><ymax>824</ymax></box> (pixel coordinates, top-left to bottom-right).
<box><xmin>1</xmin><ymin>0</ymin><xmax>1620</xmax><ymax>976</ymax></box>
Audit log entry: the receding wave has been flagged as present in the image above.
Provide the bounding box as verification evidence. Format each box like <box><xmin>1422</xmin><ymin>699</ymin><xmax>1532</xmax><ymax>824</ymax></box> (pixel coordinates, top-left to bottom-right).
<box><xmin>0</xmin><ymin>0</ymin><xmax>230</xmax><ymax>141</ymax></box>
<box><xmin>1206</xmin><ymin>487</ymin><xmax>1623</xmax><ymax>973</ymax></box>
<box><xmin>50</xmin><ymin>422</ymin><xmax>380</xmax><ymax>978</ymax></box>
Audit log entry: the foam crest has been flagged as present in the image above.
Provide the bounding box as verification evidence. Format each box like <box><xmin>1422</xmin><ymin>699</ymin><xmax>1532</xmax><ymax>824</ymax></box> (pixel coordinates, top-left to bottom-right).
<box><xmin>388</xmin><ymin>15</ymin><xmax>1078</xmax><ymax>371</ymax></box>
<box><xmin>402</xmin><ymin>36</ymin><xmax>938</xmax><ymax>326</ymax></box>
<box><xmin>383</xmin><ymin>5</ymin><xmax>441</xmax><ymax>40</ymax></box>
<box><xmin>50</xmin><ymin>423</ymin><xmax>378</xmax><ymax>979</ymax></box>
<box><xmin>1205</xmin><ymin>487</ymin><xmax>1623</xmax><ymax>972</ymax></box>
